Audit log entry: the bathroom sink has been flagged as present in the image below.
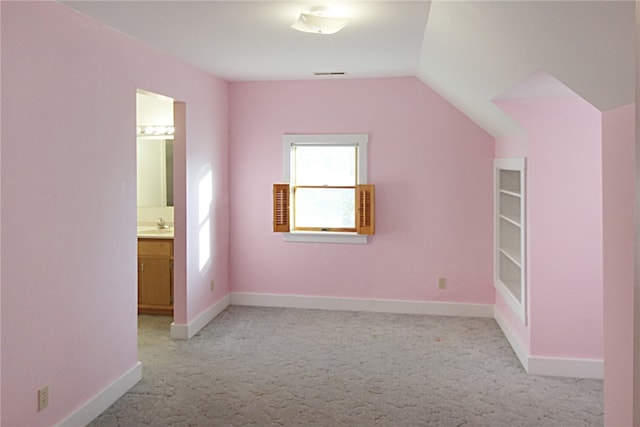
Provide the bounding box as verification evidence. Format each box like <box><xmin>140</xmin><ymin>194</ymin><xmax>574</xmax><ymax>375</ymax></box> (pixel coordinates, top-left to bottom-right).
<box><xmin>137</xmin><ymin>227</ymin><xmax>174</xmax><ymax>238</ymax></box>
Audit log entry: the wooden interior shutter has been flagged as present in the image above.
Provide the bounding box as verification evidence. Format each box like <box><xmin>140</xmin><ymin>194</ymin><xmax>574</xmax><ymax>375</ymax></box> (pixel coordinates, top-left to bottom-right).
<box><xmin>356</xmin><ymin>184</ymin><xmax>375</xmax><ymax>235</ymax></box>
<box><xmin>273</xmin><ymin>184</ymin><xmax>290</xmax><ymax>232</ymax></box>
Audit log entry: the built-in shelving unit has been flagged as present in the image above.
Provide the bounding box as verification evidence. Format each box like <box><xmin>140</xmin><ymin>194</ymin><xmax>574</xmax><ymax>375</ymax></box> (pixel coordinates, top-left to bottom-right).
<box><xmin>495</xmin><ymin>158</ymin><xmax>526</xmax><ymax>324</ymax></box>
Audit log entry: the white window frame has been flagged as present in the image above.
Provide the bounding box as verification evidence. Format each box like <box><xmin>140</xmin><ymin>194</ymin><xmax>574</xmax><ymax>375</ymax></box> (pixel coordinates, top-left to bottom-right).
<box><xmin>282</xmin><ymin>134</ymin><xmax>368</xmax><ymax>244</ymax></box>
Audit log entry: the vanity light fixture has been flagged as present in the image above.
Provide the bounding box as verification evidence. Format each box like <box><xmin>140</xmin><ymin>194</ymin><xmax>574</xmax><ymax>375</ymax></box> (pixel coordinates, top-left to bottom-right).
<box><xmin>137</xmin><ymin>125</ymin><xmax>175</xmax><ymax>137</ymax></box>
<box><xmin>291</xmin><ymin>6</ymin><xmax>350</xmax><ymax>35</ymax></box>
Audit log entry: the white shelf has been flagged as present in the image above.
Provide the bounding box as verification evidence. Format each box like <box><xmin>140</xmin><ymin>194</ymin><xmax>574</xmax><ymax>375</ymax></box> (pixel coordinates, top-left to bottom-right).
<box><xmin>499</xmin><ymin>213</ymin><xmax>521</xmax><ymax>227</ymax></box>
<box><xmin>494</xmin><ymin>157</ymin><xmax>526</xmax><ymax>325</ymax></box>
<box><xmin>499</xmin><ymin>247</ymin><xmax>521</xmax><ymax>267</ymax></box>
<box><xmin>499</xmin><ymin>189</ymin><xmax>521</xmax><ymax>198</ymax></box>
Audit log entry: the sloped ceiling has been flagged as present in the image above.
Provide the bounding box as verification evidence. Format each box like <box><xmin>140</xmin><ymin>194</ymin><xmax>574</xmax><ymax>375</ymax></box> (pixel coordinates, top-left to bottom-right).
<box><xmin>419</xmin><ymin>0</ymin><xmax>636</xmax><ymax>136</ymax></box>
<box><xmin>62</xmin><ymin>0</ymin><xmax>635</xmax><ymax>138</ymax></box>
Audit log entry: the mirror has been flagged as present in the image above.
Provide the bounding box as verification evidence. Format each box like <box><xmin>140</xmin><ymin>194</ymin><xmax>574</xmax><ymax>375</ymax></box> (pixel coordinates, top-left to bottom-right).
<box><xmin>136</xmin><ymin>90</ymin><xmax>174</xmax><ymax>208</ymax></box>
<box><xmin>137</xmin><ymin>137</ymin><xmax>174</xmax><ymax>207</ymax></box>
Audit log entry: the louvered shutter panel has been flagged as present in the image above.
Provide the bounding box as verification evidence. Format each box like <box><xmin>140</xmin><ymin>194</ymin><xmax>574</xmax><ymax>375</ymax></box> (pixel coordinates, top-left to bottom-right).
<box><xmin>356</xmin><ymin>184</ymin><xmax>375</xmax><ymax>235</ymax></box>
<box><xmin>273</xmin><ymin>184</ymin><xmax>290</xmax><ymax>232</ymax></box>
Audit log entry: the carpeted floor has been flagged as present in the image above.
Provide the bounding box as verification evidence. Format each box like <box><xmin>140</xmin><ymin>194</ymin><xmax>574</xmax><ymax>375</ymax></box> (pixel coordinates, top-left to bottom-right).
<box><xmin>90</xmin><ymin>306</ymin><xmax>603</xmax><ymax>426</ymax></box>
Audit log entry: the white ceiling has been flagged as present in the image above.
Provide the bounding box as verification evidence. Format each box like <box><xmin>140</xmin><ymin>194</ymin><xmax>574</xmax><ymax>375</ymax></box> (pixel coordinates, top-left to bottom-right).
<box><xmin>63</xmin><ymin>0</ymin><xmax>635</xmax><ymax>137</ymax></box>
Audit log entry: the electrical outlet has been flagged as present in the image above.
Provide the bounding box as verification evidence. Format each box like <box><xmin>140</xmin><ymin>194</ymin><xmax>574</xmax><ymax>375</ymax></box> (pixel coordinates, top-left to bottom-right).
<box><xmin>210</xmin><ymin>279</ymin><xmax>215</xmax><ymax>292</ymax></box>
<box><xmin>438</xmin><ymin>277</ymin><xmax>447</xmax><ymax>290</ymax></box>
<box><xmin>38</xmin><ymin>386</ymin><xmax>49</xmax><ymax>411</ymax></box>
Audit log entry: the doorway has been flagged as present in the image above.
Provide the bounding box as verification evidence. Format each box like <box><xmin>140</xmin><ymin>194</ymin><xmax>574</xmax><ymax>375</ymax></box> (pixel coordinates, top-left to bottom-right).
<box><xmin>135</xmin><ymin>90</ymin><xmax>181</xmax><ymax>331</ymax></box>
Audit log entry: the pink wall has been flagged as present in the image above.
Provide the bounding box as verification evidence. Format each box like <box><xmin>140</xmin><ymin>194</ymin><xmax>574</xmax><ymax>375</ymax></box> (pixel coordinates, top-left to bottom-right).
<box><xmin>497</xmin><ymin>97</ymin><xmax>604</xmax><ymax>360</ymax></box>
<box><xmin>602</xmin><ymin>104</ymin><xmax>635</xmax><ymax>426</ymax></box>
<box><xmin>229</xmin><ymin>78</ymin><xmax>495</xmax><ymax>304</ymax></box>
<box><xmin>494</xmin><ymin>132</ymin><xmax>528</xmax><ymax>158</ymax></box>
<box><xmin>1</xmin><ymin>2</ymin><xmax>229</xmax><ymax>425</ymax></box>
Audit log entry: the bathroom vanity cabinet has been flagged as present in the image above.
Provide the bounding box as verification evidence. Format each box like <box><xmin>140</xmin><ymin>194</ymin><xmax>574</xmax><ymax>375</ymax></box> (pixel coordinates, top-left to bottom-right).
<box><xmin>138</xmin><ymin>238</ymin><xmax>173</xmax><ymax>315</ymax></box>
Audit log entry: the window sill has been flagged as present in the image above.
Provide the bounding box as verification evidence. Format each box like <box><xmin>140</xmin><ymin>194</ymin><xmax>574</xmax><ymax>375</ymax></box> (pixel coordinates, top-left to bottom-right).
<box><xmin>282</xmin><ymin>231</ymin><xmax>368</xmax><ymax>244</ymax></box>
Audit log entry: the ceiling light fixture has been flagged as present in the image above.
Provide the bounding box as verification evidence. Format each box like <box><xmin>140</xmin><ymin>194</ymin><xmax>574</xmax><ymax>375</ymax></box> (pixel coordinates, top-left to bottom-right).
<box><xmin>291</xmin><ymin>6</ymin><xmax>350</xmax><ymax>35</ymax></box>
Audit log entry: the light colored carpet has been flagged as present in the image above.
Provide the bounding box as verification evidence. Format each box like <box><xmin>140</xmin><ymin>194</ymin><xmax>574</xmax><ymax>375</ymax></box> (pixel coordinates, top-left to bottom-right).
<box><xmin>90</xmin><ymin>306</ymin><xmax>603</xmax><ymax>426</ymax></box>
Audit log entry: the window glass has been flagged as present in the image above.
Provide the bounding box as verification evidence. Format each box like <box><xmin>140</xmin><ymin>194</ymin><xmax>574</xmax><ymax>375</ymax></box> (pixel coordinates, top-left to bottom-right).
<box><xmin>294</xmin><ymin>188</ymin><xmax>356</xmax><ymax>229</ymax></box>
<box><xmin>293</xmin><ymin>146</ymin><xmax>356</xmax><ymax>186</ymax></box>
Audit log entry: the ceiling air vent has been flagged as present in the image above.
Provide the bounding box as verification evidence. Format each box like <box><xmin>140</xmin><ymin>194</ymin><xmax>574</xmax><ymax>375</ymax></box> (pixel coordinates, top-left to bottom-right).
<box><xmin>313</xmin><ymin>72</ymin><xmax>346</xmax><ymax>76</ymax></box>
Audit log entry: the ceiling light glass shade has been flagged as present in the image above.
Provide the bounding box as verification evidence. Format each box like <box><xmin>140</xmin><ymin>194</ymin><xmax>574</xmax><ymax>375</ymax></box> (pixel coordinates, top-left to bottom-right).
<box><xmin>291</xmin><ymin>6</ymin><xmax>350</xmax><ymax>35</ymax></box>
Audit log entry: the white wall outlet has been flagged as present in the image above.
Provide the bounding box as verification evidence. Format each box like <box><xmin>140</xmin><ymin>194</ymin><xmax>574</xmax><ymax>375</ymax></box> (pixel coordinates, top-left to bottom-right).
<box><xmin>38</xmin><ymin>385</ymin><xmax>49</xmax><ymax>411</ymax></box>
<box><xmin>438</xmin><ymin>277</ymin><xmax>447</xmax><ymax>290</ymax></box>
<box><xmin>210</xmin><ymin>279</ymin><xmax>215</xmax><ymax>292</ymax></box>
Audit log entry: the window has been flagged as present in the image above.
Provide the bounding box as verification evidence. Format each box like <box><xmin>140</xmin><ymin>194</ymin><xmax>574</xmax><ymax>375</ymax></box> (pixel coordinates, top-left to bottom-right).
<box><xmin>273</xmin><ymin>134</ymin><xmax>374</xmax><ymax>244</ymax></box>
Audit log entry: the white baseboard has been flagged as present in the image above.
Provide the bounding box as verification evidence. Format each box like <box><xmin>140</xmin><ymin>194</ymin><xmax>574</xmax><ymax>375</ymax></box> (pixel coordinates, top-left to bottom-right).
<box><xmin>528</xmin><ymin>355</ymin><xmax>603</xmax><ymax>379</ymax></box>
<box><xmin>171</xmin><ymin>294</ymin><xmax>230</xmax><ymax>340</ymax></box>
<box><xmin>229</xmin><ymin>292</ymin><xmax>494</xmax><ymax>318</ymax></box>
<box><xmin>59</xmin><ymin>362</ymin><xmax>142</xmax><ymax>427</ymax></box>
<box><xmin>494</xmin><ymin>306</ymin><xmax>603</xmax><ymax>379</ymax></box>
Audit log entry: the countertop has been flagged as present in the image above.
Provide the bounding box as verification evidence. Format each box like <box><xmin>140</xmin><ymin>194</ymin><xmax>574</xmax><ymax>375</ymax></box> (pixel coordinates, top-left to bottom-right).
<box><xmin>137</xmin><ymin>225</ymin><xmax>174</xmax><ymax>239</ymax></box>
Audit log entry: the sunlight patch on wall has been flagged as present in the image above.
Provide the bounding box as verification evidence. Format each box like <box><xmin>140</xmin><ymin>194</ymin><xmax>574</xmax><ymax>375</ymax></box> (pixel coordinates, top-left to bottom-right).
<box><xmin>198</xmin><ymin>168</ymin><xmax>213</xmax><ymax>272</ymax></box>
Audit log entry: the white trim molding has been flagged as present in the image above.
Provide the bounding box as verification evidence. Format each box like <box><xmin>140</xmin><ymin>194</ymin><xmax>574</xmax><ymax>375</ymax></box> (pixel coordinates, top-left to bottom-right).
<box><xmin>281</xmin><ymin>134</ymin><xmax>370</xmax><ymax>245</ymax></box>
<box><xmin>528</xmin><ymin>355</ymin><xmax>603</xmax><ymax>379</ymax></box>
<box><xmin>494</xmin><ymin>306</ymin><xmax>529</xmax><ymax>371</ymax></box>
<box><xmin>494</xmin><ymin>306</ymin><xmax>603</xmax><ymax>379</ymax></box>
<box><xmin>230</xmin><ymin>292</ymin><xmax>494</xmax><ymax>318</ymax></box>
<box><xmin>282</xmin><ymin>231</ymin><xmax>367</xmax><ymax>244</ymax></box>
<box><xmin>59</xmin><ymin>362</ymin><xmax>142</xmax><ymax>427</ymax></box>
<box><xmin>171</xmin><ymin>294</ymin><xmax>230</xmax><ymax>340</ymax></box>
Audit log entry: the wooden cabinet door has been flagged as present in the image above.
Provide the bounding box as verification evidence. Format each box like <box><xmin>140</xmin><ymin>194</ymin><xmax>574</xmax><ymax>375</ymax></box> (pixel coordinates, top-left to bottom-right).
<box><xmin>138</xmin><ymin>238</ymin><xmax>173</xmax><ymax>315</ymax></box>
<box><xmin>138</xmin><ymin>257</ymin><xmax>172</xmax><ymax>307</ymax></box>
